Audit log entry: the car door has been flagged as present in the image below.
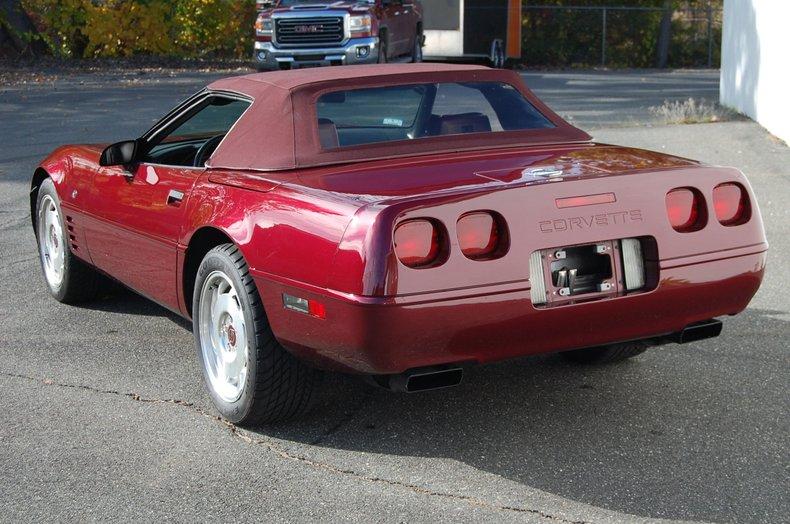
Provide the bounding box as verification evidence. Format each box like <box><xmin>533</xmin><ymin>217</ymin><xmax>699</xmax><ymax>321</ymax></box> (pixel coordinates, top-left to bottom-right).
<box><xmin>83</xmin><ymin>93</ymin><xmax>251</xmax><ymax>312</ymax></box>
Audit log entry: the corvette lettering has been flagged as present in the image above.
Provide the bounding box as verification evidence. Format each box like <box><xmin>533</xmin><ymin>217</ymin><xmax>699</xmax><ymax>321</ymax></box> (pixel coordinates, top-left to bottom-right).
<box><xmin>539</xmin><ymin>210</ymin><xmax>644</xmax><ymax>233</ymax></box>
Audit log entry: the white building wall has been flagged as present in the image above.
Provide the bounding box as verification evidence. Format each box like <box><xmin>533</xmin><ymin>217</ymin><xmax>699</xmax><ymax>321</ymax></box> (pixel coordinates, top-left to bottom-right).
<box><xmin>720</xmin><ymin>0</ymin><xmax>790</xmax><ymax>144</ymax></box>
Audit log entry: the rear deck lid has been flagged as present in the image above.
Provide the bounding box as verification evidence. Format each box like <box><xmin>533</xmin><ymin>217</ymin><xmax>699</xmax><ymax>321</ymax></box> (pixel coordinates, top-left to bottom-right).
<box><xmin>292</xmin><ymin>143</ymin><xmax>700</xmax><ymax>202</ymax></box>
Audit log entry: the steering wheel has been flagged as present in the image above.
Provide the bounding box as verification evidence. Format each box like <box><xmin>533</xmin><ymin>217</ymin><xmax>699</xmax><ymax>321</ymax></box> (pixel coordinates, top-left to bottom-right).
<box><xmin>193</xmin><ymin>134</ymin><xmax>225</xmax><ymax>167</ymax></box>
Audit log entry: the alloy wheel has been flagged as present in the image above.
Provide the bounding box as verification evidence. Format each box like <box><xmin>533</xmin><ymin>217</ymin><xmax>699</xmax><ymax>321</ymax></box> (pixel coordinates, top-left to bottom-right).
<box><xmin>198</xmin><ymin>270</ymin><xmax>249</xmax><ymax>403</ymax></box>
<box><xmin>38</xmin><ymin>194</ymin><xmax>65</xmax><ymax>290</ymax></box>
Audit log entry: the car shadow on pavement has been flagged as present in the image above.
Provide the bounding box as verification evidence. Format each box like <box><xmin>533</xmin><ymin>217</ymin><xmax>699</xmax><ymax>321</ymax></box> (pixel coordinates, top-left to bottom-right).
<box><xmin>61</xmin><ymin>282</ymin><xmax>787</xmax><ymax>522</ymax></box>
<box><xmin>252</xmin><ymin>308</ymin><xmax>789</xmax><ymax>523</ymax></box>
<box><xmin>79</xmin><ymin>285</ymin><xmax>192</xmax><ymax>330</ymax></box>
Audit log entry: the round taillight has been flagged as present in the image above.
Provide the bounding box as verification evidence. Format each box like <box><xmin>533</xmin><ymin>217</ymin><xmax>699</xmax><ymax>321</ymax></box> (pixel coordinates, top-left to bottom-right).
<box><xmin>713</xmin><ymin>183</ymin><xmax>749</xmax><ymax>226</ymax></box>
<box><xmin>456</xmin><ymin>211</ymin><xmax>506</xmax><ymax>260</ymax></box>
<box><xmin>666</xmin><ymin>188</ymin><xmax>705</xmax><ymax>232</ymax></box>
<box><xmin>394</xmin><ymin>219</ymin><xmax>441</xmax><ymax>268</ymax></box>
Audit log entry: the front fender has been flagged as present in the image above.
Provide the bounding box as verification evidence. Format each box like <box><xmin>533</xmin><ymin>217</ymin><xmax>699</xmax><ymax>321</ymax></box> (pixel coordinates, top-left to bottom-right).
<box><xmin>33</xmin><ymin>144</ymin><xmax>104</xmax><ymax>208</ymax></box>
<box><xmin>32</xmin><ymin>145</ymin><xmax>104</xmax><ymax>265</ymax></box>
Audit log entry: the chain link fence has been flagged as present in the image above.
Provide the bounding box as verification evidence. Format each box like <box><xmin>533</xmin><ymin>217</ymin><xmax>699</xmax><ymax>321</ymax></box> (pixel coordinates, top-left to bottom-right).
<box><xmin>521</xmin><ymin>4</ymin><xmax>722</xmax><ymax>68</ymax></box>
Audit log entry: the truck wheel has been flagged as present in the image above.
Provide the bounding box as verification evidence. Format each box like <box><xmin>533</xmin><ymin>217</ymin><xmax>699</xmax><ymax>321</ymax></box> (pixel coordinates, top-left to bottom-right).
<box><xmin>377</xmin><ymin>33</ymin><xmax>388</xmax><ymax>63</ymax></box>
<box><xmin>193</xmin><ymin>244</ymin><xmax>317</xmax><ymax>425</ymax></box>
<box><xmin>411</xmin><ymin>31</ymin><xmax>423</xmax><ymax>63</ymax></box>
<box><xmin>35</xmin><ymin>178</ymin><xmax>101</xmax><ymax>304</ymax></box>
<box><xmin>560</xmin><ymin>341</ymin><xmax>650</xmax><ymax>365</ymax></box>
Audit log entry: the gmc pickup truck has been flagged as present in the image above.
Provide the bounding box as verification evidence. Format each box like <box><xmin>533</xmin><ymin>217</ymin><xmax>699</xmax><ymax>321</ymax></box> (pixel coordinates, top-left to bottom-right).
<box><xmin>254</xmin><ymin>0</ymin><xmax>423</xmax><ymax>70</ymax></box>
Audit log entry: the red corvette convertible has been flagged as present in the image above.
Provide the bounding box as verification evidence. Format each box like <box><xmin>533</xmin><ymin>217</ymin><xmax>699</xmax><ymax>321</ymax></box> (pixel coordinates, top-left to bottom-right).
<box><xmin>32</xmin><ymin>64</ymin><xmax>767</xmax><ymax>424</ymax></box>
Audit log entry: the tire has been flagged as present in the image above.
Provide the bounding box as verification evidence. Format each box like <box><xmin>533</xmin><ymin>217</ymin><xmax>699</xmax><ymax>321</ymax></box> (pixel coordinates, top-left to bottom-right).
<box><xmin>377</xmin><ymin>33</ymin><xmax>388</xmax><ymax>63</ymax></box>
<box><xmin>34</xmin><ymin>178</ymin><xmax>101</xmax><ymax>304</ymax></box>
<box><xmin>411</xmin><ymin>31</ymin><xmax>423</xmax><ymax>63</ymax></box>
<box><xmin>193</xmin><ymin>244</ymin><xmax>317</xmax><ymax>425</ymax></box>
<box><xmin>560</xmin><ymin>341</ymin><xmax>650</xmax><ymax>365</ymax></box>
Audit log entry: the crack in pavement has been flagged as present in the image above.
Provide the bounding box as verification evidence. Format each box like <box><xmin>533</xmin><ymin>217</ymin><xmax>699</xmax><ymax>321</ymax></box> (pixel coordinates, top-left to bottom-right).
<box><xmin>309</xmin><ymin>388</ymin><xmax>374</xmax><ymax>446</ymax></box>
<box><xmin>0</xmin><ymin>256</ymin><xmax>37</xmax><ymax>270</ymax></box>
<box><xmin>0</xmin><ymin>218</ymin><xmax>29</xmax><ymax>231</ymax></box>
<box><xmin>0</xmin><ymin>370</ymin><xmax>588</xmax><ymax>523</ymax></box>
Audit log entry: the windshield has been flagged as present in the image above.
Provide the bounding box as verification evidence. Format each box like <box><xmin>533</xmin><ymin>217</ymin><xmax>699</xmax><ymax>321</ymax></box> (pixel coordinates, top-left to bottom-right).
<box><xmin>316</xmin><ymin>82</ymin><xmax>555</xmax><ymax>149</ymax></box>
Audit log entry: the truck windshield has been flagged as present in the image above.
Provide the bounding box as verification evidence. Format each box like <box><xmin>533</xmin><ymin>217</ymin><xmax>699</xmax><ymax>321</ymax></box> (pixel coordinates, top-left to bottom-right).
<box><xmin>316</xmin><ymin>82</ymin><xmax>554</xmax><ymax>149</ymax></box>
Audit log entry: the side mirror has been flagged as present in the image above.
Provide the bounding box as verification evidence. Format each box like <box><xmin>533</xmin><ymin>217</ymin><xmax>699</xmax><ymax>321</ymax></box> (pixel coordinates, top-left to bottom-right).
<box><xmin>99</xmin><ymin>140</ymin><xmax>139</xmax><ymax>167</ymax></box>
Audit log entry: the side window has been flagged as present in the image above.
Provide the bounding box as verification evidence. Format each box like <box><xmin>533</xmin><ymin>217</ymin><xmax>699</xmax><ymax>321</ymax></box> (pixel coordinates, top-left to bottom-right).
<box><xmin>144</xmin><ymin>96</ymin><xmax>250</xmax><ymax>167</ymax></box>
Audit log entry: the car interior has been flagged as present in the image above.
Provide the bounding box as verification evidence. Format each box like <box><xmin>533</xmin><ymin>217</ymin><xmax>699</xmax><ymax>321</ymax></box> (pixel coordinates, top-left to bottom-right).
<box><xmin>142</xmin><ymin>96</ymin><xmax>249</xmax><ymax>168</ymax></box>
<box><xmin>316</xmin><ymin>81</ymin><xmax>554</xmax><ymax>149</ymax></box>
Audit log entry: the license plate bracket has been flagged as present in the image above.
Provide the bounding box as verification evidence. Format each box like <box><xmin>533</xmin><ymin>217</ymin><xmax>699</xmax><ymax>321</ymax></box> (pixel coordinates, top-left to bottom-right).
<box><xmin>540</xmin><ymin>240</ymin><xmax>622</xmax><ymax>306</ymax></box>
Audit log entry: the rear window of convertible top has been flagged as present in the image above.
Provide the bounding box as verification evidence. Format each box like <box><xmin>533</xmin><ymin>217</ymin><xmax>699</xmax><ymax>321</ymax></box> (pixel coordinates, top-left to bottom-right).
<box><xmin>315</xmin><ymin>82</ymin><xmax>555</xmax><ymax>150</ymax></box>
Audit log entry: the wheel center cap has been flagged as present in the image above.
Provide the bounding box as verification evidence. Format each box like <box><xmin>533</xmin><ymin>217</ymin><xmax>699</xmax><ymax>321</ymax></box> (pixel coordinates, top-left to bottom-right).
<box><xmin>49</xmin><ymin>225</ymin><xmax>58</xmax><ymax>248</ymax></box>
<box><xmin>226</xmin><ymin>325</ymin><xmax>237</xmax><ymax>347</ymax></box>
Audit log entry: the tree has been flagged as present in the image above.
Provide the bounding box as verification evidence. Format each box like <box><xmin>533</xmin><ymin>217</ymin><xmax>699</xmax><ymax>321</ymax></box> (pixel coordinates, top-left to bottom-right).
<box><xmin>0</xmin><ymin>0</ymin><xmax>47</xmax><ymax>55</ymax></box>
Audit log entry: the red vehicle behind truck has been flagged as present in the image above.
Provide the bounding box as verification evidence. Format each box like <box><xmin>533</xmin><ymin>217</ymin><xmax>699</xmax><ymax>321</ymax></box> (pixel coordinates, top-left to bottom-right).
<box><xmin>254</xmin><ymin>0</ymin><xmax>423</xmax><ymax>70</ymax></box>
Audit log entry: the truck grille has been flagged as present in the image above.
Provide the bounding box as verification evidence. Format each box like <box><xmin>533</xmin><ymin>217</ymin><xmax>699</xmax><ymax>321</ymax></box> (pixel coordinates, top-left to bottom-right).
<box><xmin>275</xmin><ymin>17</ymin><xmax>344</xmax><ymax>45</ymax></box>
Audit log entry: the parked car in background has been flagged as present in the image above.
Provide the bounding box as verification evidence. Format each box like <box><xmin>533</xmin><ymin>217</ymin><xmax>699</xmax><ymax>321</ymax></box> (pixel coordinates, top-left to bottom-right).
<box><xmin>254</xmin><ymin>0</ymin><xmax>423</xmax><ymax>70</ymax></box>
<box><xmin>31</xmin><ymin>64</ymin><xmax>767</xmax><ymax>425</ymax></box>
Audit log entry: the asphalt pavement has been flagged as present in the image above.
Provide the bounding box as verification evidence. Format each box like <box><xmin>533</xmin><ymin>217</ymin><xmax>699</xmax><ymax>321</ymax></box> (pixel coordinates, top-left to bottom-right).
<box><xmin>0</xmin><ymin>68</ymin><xmax>787</xmax><ymax>523</ymax></box>
<box><xmin>522</xmin><ymin>69</ymin><xmax>721</xmax><ymax>128</ymax></box>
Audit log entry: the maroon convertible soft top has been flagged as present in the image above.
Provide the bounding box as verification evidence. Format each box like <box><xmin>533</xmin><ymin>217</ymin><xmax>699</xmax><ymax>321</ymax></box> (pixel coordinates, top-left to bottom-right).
<box><xmin>206</xmin><ymin>64</ymin><xmax>592</xmax><ymax>172</ymax></box>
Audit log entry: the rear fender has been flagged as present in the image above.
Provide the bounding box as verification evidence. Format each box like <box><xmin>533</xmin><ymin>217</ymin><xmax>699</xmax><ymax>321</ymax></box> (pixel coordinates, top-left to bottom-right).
<box><xmin>181</xmin><ymin>178</ymin><xmax>362</xmax><ymax>302</ymax></box>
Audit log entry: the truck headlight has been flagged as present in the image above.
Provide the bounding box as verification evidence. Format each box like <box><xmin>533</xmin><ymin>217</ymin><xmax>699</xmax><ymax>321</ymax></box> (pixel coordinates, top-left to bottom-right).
<box><xmin>349</xmin><ymin>15</ymin><xmax>372</xmax><ymax>36</ymax></box>
<box><xmin>255</xmin><ymin>14</ymin><xmax>273</xmax><ymax>35</ymax></box>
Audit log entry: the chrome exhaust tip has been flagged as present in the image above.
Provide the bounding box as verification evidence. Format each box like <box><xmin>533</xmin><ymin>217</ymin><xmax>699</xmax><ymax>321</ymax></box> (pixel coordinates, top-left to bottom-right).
<box><xmin>672</xmin><ymin>319</ymin><xmax>723</xmax><ymax>344</ymax></box>
<box><xmin>373</xmin><ymin>366</ymin><xmax>464</xmax><ymax>393</ymax></box>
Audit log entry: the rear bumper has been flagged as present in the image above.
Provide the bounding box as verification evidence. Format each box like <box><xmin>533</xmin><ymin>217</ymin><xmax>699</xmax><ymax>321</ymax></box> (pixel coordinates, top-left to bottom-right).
<box><xmin>254</xmin><ymin>249</ymin><xmax>767</xmax><ymax>374</ymax></box>
<box><xmin>253</xmin><ymin>37</ymin><xmax>379</xmax><ymax>70</ymax></box>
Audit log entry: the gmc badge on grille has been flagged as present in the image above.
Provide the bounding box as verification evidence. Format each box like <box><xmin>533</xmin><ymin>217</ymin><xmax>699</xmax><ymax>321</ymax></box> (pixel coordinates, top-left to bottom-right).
<box><xmin>294</xmin><ymin>25</ymin><xmax>321</xmax><ymax>33</ymax></box>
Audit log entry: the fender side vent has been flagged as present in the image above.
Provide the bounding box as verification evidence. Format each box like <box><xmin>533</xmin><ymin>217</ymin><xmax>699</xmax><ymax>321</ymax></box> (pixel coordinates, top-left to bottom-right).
<box><xmin>65</xmin><ymin>215</ymin><xmax>79</xmax><ymax>251</ymax></box>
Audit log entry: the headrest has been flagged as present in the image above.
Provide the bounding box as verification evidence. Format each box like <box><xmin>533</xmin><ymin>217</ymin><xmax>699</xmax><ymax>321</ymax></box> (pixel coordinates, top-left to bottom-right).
<box><xmin>318</xmin><ymin>118</ymin><xmax>339</xmax><ymax>149</ymax></box>
<box><xmin>438</xmin><ymin>113</ymin><xmax>492</xmax><ymax>135</ymax></box>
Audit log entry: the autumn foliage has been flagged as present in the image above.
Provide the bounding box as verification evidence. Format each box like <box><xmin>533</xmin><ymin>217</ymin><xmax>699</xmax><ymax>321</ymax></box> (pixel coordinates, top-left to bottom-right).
<box><xmin>22</xmin><ymin>0</ymin><xmax>256</xmax><ymax>58</ymax></box>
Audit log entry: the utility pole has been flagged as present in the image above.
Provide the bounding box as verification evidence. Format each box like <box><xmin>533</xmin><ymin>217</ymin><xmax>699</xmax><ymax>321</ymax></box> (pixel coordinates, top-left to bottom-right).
<box><xmin>656</xmin><ymin>0</ymin><xmax>672</xmax><ymax>68</ymax></box>
<box><xmin>601</xmin><ymin>7</ymin><xmax>607</xmax><ymax>67</ymax></box>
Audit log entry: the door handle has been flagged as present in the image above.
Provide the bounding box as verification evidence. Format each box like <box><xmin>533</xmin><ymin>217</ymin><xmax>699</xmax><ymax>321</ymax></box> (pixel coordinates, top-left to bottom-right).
<box><xmin>101</xmin><ymin>166</ymin><xmax>134</xmax><ymax>180</ymax></box>
<box><xmin>167</xmin><ymin>190</ymin><xmax>184</xmax><ymax>206</ymax></box>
